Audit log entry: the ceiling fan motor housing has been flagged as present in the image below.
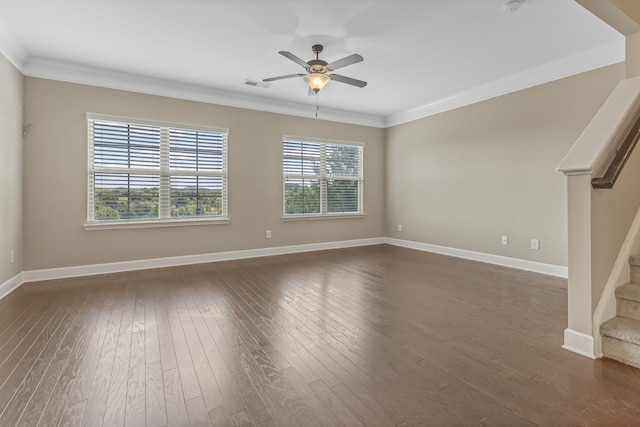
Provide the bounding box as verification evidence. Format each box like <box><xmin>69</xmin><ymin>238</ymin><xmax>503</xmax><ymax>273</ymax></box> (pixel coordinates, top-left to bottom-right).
<box><xmin>307</xmin><ymin>59</ymin><xmax>328</xmax><ymax>73</ymax></box>
<box><xmin>309</xmin><ymin>45</ymin><xmax>328</xmax><ymax>73</ymax></box>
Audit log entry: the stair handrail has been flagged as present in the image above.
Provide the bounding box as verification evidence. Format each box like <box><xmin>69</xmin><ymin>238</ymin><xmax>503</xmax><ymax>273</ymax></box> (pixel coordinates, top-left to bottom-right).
<box><xmin>592</xmin><ymin>112</ymin><xmax>640</xmax><ymax>189</ymax></box>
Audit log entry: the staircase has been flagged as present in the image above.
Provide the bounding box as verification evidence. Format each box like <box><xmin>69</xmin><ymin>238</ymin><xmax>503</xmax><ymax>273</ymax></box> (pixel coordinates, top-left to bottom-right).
<box><xmin>601</xmin><ymin>255</ymin><xmax>640</xmax><ymax>368</ymax></box>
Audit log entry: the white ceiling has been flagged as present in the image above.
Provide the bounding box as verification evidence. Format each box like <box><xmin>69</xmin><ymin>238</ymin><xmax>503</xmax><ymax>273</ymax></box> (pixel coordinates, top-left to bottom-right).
<box><xmin>0</xmin><ymin>0</ymin><xmax>624</xmax><ymax>127</ymax></box>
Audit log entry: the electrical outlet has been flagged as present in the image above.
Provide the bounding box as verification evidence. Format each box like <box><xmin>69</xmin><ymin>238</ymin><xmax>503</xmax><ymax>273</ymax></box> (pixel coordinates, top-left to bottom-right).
<box><xmin>531</xmin><ymin>239</ymin><xmax>539</xmax><ymax>250</ymax></box>
<box><xmin>501</xmin><ymin>235</ymin><xmax>508</xmax><ymax>245</ymax></box>
<box><xmin>10</xmin><ymin>250</ymin><xmax>14</xmax><ymax>264</ymax></box>
<box><xmin>397</xmin><ymin>224</ymin><xmax>402</xmax><ymax>232</ymax></box>
<box><xmin>266</xmin><ymin>230</ymin><xmax>272</xmax><ymax>239</ymax></box>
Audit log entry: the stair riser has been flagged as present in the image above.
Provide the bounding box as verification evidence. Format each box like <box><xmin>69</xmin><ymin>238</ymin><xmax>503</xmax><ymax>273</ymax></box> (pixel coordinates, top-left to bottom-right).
<box><xmin>603</xmin><ymin>336</ymin><xmax>640</xmax><ymax>369</ymax></box>
<box><xmin>631</xmin><ymin>265</ymin><xmax>640</xmax><ymax>284</ymax></box>
<box><xmin>617</xmin><ymin>299</ymin><xmax>640</xmax><ymax>322</ymax></box>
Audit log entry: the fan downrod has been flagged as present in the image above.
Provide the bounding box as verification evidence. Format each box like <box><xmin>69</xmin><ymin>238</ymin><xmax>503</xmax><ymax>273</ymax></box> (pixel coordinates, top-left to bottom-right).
<box><xmin>312</xmin><ymin>44</ymin><xmax>324</xmax><ymax>57</ymax></box>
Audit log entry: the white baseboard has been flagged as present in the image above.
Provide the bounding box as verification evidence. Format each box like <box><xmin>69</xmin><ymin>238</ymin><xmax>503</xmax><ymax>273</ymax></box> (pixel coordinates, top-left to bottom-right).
<box><xmin>562</xmin><ymin>328</ymin><xmax>596</xmax><ymax>359</ymax></box>
<box><xmin>0</xmin><ymin>272</ymin><xmax>24</xmax><ymax>300</ymax></box>
<box><xmin>23</xmin><ymin>238</ymin><xmax>385</xmax><ymax>282</ymax></box>
<box><xmin>384</xmin><ymin>238</ymin><xmax>568</xmax><ymax>278</ymax></box>
<box><xmin>25</xmin><ymin>237</ymin><xmax>567</xmax><ymax>283</ymax></box>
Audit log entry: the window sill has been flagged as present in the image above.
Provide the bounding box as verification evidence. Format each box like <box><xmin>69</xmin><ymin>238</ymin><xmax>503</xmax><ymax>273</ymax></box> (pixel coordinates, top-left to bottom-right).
<box><xmin>84</xmin><ymin>217</ymin><xmax>230</xmax><ymax>231</ymax></box>
<box><xmin>281</xmin><ymin>213</ymin><xmax>366</xmax><ymax>221</ymax></box>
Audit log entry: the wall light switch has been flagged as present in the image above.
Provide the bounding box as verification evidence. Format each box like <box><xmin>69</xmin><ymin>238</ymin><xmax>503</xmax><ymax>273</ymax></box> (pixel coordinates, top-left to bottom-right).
<box><xmin>397</xmin><ymin>224</ymin><xmax>402</xmax><ymax>232</ymax></box>
<box><xmin>266</xmin><ymin>230</ymin><xmax>272</xmax><ymax>239</ymax></box>
<box><xmin>9</xmin><ymin>250</ymin><xmax>14</xmax><ymax>264</ymax></box>
<box><xmin>501</xmin><ymin>235</ymin><xmax>508</xmax><ymax>245</ymax></box>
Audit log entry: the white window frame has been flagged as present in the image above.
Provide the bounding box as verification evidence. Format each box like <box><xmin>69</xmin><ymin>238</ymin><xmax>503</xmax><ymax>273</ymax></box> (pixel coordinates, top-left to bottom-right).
<box><xmin>85</xmin><ymin>113</ymin><xmax>229</xmax><ymax>230</ymax></box>
<box><xmin>282</xmin><ymin>135</ymin><xmax>365</xmax><ymax>220</ymax></box>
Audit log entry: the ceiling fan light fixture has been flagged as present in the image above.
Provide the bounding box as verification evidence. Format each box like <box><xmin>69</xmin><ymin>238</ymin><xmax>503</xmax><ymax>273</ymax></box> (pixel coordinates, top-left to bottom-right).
<box><xmin>304</xmin><ymin>73</ymin><xmax>331</xmax><ymax>93</ymax></box>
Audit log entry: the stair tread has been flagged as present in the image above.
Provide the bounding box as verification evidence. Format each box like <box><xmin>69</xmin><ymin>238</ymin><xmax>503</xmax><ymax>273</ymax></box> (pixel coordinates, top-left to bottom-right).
<box><xmin>601</xmin><ymin>317</ymin><xmax>640</xmax><ymax>345</ymax></box>
<box><xmin>616</xmin><ymin>283</ymin><xmax>640</xmax><ymax>302</ymax></box>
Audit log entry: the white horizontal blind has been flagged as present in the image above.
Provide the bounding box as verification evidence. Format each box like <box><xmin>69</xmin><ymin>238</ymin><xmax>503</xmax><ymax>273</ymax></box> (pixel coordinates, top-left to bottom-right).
<box><xmin>325</xmin><ymin>143</ymin><xmax>361</xmax><ymax>213</ymax></box>
<box><xmin>169</xmin><ymin>128</ymin><xmax>227</xmax><ymax>218</ymax></box>
<box><xmin>283</xmin><ymin>137</ymin><xmax>363</xmax><ymax>216</ymax></box>
<box><xmin>87</xmin><ymin>114</ymin><xmax>228</xmax><ymax>223</ymax></box>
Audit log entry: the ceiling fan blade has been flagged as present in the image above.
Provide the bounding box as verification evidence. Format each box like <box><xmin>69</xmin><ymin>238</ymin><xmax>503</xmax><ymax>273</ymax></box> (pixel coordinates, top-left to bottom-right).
<box><xmin>279</xmin><ymin>51</ymin><xmax>309</xmax><ymax>69</ymax></box>
<box><xmin>330</xmin><ymin>74</ymin><xmax>367</xmax><ymax>88</ymax></box>
<box><xmin>327</xmin><ymin>54</ymin><xmax>363</xmax><ymax>71</ymax></box>
<box><xmin>263</xmin><ymin>73</ymin><xmax>305</xmax><ymax>82</ymax></box>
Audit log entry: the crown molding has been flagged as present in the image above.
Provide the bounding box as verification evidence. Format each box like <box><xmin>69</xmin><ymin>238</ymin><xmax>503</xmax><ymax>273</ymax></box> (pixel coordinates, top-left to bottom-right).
<box><xmin>384</xmin><ymin>40</ymin><xmax>625</xmax><ymax>128</ymax></box>
<box><xmin>21</xmin><ymin>57</ymin><xmax>386</xmax><ymax>128</ymax></box>
<box><xmin>0</xmin><ymin>18</ymin><xmax>27</xmax><ymax>70</ymax></box>
<box><xmin>7</xmin><ymin>31</ymin><xmax>624</xmax><ymax>130</ymax></box>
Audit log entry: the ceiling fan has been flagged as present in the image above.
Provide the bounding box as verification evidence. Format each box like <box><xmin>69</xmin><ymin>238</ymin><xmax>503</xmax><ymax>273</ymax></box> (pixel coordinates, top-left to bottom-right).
<box><xmin>263</xmin><ymin>44</ymin><xmax>367</xmax><ymax>95</ymax></box>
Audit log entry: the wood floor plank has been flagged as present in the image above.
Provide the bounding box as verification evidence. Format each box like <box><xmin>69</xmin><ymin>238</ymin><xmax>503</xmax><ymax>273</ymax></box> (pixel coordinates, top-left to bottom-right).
<box><xmin>20</xmin><ymin>286</ymin><xmax>107</xmax><ymax>427</ymax></box>
<box><xmin>1</xmin><ymin>288</ymin><xmax>92</xmax><ymax>426</ymax></box>
<box><xmin>173</xmin><ymin>284</ymin><xmax>225</xmax><ymax>414</ymax></box>
<box><xmin>138</xmin><ymin>278</ymin><xmax>162</xmax><ymax>367</ymax></box>
<box><xmin>229</xmin><ymin>341</ymin><xmax>295</xmax><ymax>426</ymax></box>
<box><xmin>193</xmin><ymin>282</ymin><xmax>274</xmax><ymax>424</ymax></box>
<box><xmin>146</xmin><ymin>360</ymin><xmax>168</xmax><ymax>427</ymax></box>
<box><xmin>0</xmin><ymin>293</ymin><xmax>70</xmax><ymax>420</ymax></box>
<box><xmin>124</xmin><ymin>330</ymin><xmax>146</xmax><ymax>426</ymax></box>
<box><xmin>163</xmin><ymin>367</ymin><xmax>189</xmax><ymax>427</ymax></box>
<box><xmin>331</xmin><ymin>382</ymin><xmax>397</xmax><ymax>426</ymax></box>
<box><xmin>124</xmin><ymin>292</ymin><xmax>147</xmax><ymax>426</ymax></box>
<box><xmin>103</xmin><ymin>282</ymin><xmax>137</xmax><ymax>427</ymax></box>
<box><xmin>40</xmin><ymin>305</ymin><xmax>111</xmax><ymax>426</ymax></box>
<box><xmin>156</xmin><ymin>294</ymin><xmax>178</xmax><ymax>373</ymax></box>
<box><xmin>281</xmin><ymin>366</ymin><xmax>342</xmax><ymax>427</ymax></box>
<box><xmin>68</xmin><ymin>281</ymin><xmax>127</xmax><ymax>406</ymax></box>
<box><xmin>58</xmin><ymin>398</ymin><xmax>87</xmax><ymax>427</ymax></box>
<box><xmin>207</xmin><ymin>405</ymin><xmax>233</xmax><ymax>427</ymax></box>
<box><xmin>232</xmin><ymin>373</ymin><xmax>271</xmax><ymax>425</ymax></box>
<box><xmin>81</xmin><ymin>284</ymin><xmax>127</xmax><ymax>427</ymax></box>
<box><xmin>196</xmin><ymin>310</ymin><xmax>270</xmax><ymax>420</ymax></box>
<box><xmin>228</xmin><ymin>409</ymin><xmax>253</xmax><ymax>427</ymax></box>
<box><xmin>0</xmin><ymin>296</ymin><xmax>47</xmax><ymax>352</ymax></box>
<box><xmin>6</xmin><ymin>245</ymin><xmax>640</xmax><ymax>425</ymax></box>
<box><xmin>242</xmin><ymin>342</ymin><xmax>325</xmax><ymax>427</ymax></box>
<box><xmin>307</xmin><ymin>379</ymin><xmax>365</xmax><ymax>427</ymax></box>
<box><xmin>185</xmin><ymin>396</ymin><xmax>211</xmax><ymax>426</ymax></box>
<box><xmin>164</xmin><ymin>280</ymin><xmax>202</xmax><ymax>402</ymax></box>
<box><xmin>186</xmin><ymin>288</ymin><xmax>247</xmax><ymax>416</ymax></box>
<box><xmin>0</xmin><ymin>293</ymin><xmax>60</xmax><ymax>376</ymax></box>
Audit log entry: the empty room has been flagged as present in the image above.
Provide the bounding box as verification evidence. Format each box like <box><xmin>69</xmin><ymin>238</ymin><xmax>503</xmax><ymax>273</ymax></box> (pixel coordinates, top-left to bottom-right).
<box><xmin>3</xmin><ymin>0</ymin><xmax>640</xmax><ymax>425</ymax></box>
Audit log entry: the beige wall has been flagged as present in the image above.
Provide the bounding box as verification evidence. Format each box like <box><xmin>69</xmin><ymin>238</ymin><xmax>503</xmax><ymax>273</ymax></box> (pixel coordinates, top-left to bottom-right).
<box><xmin>23</xmin><ymin>78</ymin><xmax>385</xmax><ymax>270</ymax></box>
<box><xmin>576</xmin><ymin>0</ymin><xmax>640</xmax><ymax>36</ymax></box>
<box><xmin>385</xmin><ymin>64</ymin><xmax>624</xmax><ymax>267</ymax></box>
<box><xmin>627</xmin><ymin>31</ymin><xmax>640</xmax><ymax>77</ymax></box>
<box><xmin>12</xmin><ymin>57</ymin><xmax>627</xmax><ymax>274</ymax></box>
<box><xmin>611</xmin><ymin>0</ymin><xmax>640</xmax><ymax>23</ymax></box>
<box><xmin>0</xmin><ymin>54</ymin><xmax>23</xmax><ymax>283</ymax></box>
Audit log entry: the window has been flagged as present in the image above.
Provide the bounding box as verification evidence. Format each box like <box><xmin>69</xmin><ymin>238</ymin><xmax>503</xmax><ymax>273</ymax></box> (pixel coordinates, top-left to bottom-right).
<box><xmin>283</xmin><ymin>136</ymin><xmax>364</xmax><ymax>218</ymax></box>
<box><xmin>86</xmin><ymin>114</ymin><xmax>228</xmax><ymax>228</ymax></box>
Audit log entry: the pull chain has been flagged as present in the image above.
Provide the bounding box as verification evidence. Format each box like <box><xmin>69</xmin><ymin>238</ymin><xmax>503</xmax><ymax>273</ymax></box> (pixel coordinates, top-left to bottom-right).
<box><xmin>315</xmin><ymin>92</ymin><xmax>319</xmax><ymax>118</ymax></box>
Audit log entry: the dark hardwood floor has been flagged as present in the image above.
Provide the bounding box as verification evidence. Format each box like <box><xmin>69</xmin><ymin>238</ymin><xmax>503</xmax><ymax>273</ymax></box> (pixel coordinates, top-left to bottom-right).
<box><xmin>1</xmin><ymin>244</ymin><xmax>639</xmax><ymax>426</ymax></box>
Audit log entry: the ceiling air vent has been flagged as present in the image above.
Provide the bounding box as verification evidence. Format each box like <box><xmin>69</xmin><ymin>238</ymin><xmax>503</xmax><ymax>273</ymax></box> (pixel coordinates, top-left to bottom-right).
<box><xmin>244</xmin><ymin>79</ymin><xmax>270</xmax><ymax>88</ymax></box>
